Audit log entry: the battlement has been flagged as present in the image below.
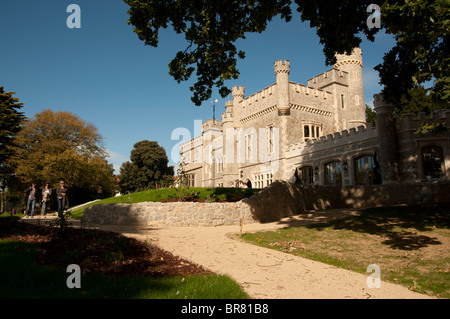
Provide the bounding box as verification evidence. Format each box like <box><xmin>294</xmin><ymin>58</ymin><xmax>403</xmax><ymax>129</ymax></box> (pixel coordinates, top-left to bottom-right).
<box><xmin>334</xmin><ymin>47</ymin><xmax>363</xmax><ymax>68</ymax></box>
<box><xmin>307</xmin><ymin>68</ymin><xmax>348</xmax><ymax>89</ymax></box>
<box><xmin>202</xmin><ymin>118</ymin><xmax>222</xmax><ymax>132</ymax></box>
<box><xmin>240</xmin><ymin>83</ymin><xmax>276</xmax><ymax>107</ymax></box>
<box><xmin>287</xmin><ymin>124</ymin><xmax>378</xmax><ymax>154</ymax></box>
<box><xmin>232</xmin><ymin>86</ymin><xmax>245</xmax><ymax>99</ymax></box>
<box><xmin>291</xmin><ymin>82</ymin><xmax>333</xmax><ymax>100</ymax></box>
<box><xmin>221</xmin><ymin>112</ymin><xmax>233</xmax><ymax>123</ymax></box>
<box><xmin>274</xmin><ymin>60</ymin><xmax>290</xmax><ymax>74</ymax></box>
<box><xmin>397</xmin><ymin>109</ymin><xmax>450</xmax><ymax>132</ymax></box>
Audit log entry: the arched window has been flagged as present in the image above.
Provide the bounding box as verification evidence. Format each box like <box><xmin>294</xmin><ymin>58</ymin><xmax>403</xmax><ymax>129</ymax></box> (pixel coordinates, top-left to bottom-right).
<box><xmin>354</xmin><ymin>155</ymin><xmax>378</xmax><ymax>185</ymax></box>
<box><xmin>325</xmin><ymin>161</ymin><xmax>342</xmax><ymax>185</ymax></box>
<box><xmin>422</xmin><ymin>146</ymin><xmax>444</xmax><ymax>180</ymax></box>
<box><xmin>296</xmin><ymin>166</ymin><xmax>314</xmax><ymax>185</ymax></box>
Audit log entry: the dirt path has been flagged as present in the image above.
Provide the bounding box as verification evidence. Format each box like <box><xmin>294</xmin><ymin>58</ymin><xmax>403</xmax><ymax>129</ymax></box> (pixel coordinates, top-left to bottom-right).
<box><xmin>86</xmin><ymin>208</ymin><xmax>434</xmax><ymax>299</ymax></box>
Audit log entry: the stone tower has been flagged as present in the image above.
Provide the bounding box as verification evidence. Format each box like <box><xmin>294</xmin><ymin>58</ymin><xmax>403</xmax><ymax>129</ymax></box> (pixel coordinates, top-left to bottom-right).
<box><xmin>334</xmin><ymin>47</ymin><xmax>366</xmax><ymax>126</ymax></box>
<box><xmin>274</xmin><ymin>60</ymin><xmax>290</xmax><ymax>116</ymax></box>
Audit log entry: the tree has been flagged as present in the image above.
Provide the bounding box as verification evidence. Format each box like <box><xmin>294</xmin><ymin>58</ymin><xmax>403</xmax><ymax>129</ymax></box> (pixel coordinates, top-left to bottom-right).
<box><xmin>0</xmin><ymin>87</ymin><xmax>25</xmax><ymax>163</ymax></box>
<box><xmin>124</xmin><ymin>0</ymin><xmax>449</xmax><ymax>111</ymax></box>
<box><xmin>374</xmin><ymin>0</ymin><xmax>449</xmax><ymax>111</ymax></box>
<box><xmin>119</xmin><ymin>140</ymin><xmax>174</xmax><ymax>192</ymax></box>
<box><xmin>12</xmin><ymin>110</ymin><xmax>115</xmax><ymax>205</ymax></box>
<box><xmin>365</xmin><ymin>104</ymin><xmax>377</xmax><ymax>126</ymax></box>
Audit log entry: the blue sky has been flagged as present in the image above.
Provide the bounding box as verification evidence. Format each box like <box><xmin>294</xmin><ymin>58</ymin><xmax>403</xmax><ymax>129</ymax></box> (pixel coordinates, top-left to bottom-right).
<box><xmin>0</xmin><ymin>0</ymin><xmax>395</xmax><ymax>173</ymax></box>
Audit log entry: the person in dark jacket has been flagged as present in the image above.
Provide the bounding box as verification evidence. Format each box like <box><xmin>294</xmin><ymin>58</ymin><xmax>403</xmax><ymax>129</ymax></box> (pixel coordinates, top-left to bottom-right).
<box><xmin>56</xmin><ymin>180</ymin><xmax>68</xmax><ymax>218</ymax></box>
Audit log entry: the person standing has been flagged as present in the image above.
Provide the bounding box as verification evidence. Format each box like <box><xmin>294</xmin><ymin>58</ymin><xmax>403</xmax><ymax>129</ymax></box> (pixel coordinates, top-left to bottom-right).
<box><xmin>24</xmin><ymin>183</ymin><xmax>38</xmax><ymax>218</ymax></box>
<box><xmin>56</xmin><ymin>180</ymin><xmax>68</xmax><ymax>218</ymax></box>
<box><xmin>41</xmin><ymin>183</ymin><xmax>52</xmax><ymax>218</ymax></box>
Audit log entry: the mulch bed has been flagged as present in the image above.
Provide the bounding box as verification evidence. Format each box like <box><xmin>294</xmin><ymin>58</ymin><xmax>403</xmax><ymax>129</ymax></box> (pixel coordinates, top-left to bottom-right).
<box><xmin>0</xmin><ymin>217</ymin><xmax>212</xmax><ymax>278</ymax></box>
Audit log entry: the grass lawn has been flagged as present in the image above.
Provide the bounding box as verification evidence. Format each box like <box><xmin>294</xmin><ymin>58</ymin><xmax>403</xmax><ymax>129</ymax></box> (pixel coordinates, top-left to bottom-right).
<box><xmin>70</xmin><ymin>187</ymin><xmax>260</xmax><ymax>220</ymax></box>
<box><xmin>241</xmin><ymin>203</ymin><xmax>450</xmax><ymax>299</ymax></box>
<box><xmin>0</xmin><ymin>216</ymin><xmax>249</xmax><ymax>299</ymax></box>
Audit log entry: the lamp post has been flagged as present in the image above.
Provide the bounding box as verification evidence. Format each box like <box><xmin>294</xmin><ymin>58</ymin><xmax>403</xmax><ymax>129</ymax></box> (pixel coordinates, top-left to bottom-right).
<box><xmin>211</xmin><ymin>99</ymin><xmax>218</xmax><ymax>124</ymax></box>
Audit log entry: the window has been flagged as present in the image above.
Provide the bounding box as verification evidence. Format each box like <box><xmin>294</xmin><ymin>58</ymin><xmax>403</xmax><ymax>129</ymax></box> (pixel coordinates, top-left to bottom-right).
<box><xmin>354</xmin><ymin>155</ymin><xmax>377</xmax><ymax>185</ymax></box>
<box><xmin>304</xmin><ymin>124</ymin><xmax>322</xmax><ymax>140</ymax></box>
<box><xmin>304</xmin><ymin>125</ymin><xmax>310</xmax><ymax>138</ymax></box>
<box><xmin>341</xmin><ymin>94</ymin><xmax>345</xmax><ymax>108</ymax></box>
<box><xmin>267</xmin><ymin>126</ymin><xmax>274</xmax><ymax>154</ymax></box>
<box><xmin>266</xmin><ymin>173</ymin><xmax>273</xmax><ymax>186</ymax></box>
<box><xmin>296</xmin><ymin>166</ymin><xmax>314</xmax><ymax>185</ymax></box>
<box><xmin>422</xmin><ymin>146</ymin><xmax>444</xmax><ymax>180</ymax></box>
<box><xmin>253</xmin><ymin>174</ymin><xmax>271</xmax><ymax>188</ymax></box>
<box><xmin>188</xmin><ymin>174</ymin><xmax>195</xmax><ymax>187</ymax></box>
<box><xmin>325</xmin><ymin>161</ymin><xmax>342</xmax><ymax>185</ymax></box>
<box><xmin>217</xmin><ymin>158</ymin><xmax>223</xmax><ymax>173</ymax></box>
<box><xmin>245</xmin><ymin>133</ymin><xmax>255</xmax><ymax>161</ymax></box>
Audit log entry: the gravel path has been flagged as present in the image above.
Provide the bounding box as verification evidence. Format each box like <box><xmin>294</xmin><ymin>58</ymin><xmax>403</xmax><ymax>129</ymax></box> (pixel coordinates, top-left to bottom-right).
<box><xmin>90</xmin><ymin>208</ymin><xmax>434</xmax><ymax>299</ymax></box>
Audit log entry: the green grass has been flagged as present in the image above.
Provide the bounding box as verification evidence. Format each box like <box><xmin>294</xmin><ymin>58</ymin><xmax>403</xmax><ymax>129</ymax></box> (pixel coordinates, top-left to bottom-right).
<box><xmin>0</xmin><ymin>238</ymin><xmax>249</xmax><ymax>299</ymax></box>
<box><xmin>241</xmin><ymin>203</ymin><xmax>450</xmax><ymax>298</ymax></box>
<box><xmin>71</xmin><ymin>187</ymin><xmax>260</xmax><ymax>219</ymax></box>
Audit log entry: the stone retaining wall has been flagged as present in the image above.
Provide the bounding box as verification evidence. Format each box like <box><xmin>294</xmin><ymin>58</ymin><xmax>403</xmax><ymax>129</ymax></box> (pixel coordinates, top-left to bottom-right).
<box><xmin>83</xmin><ymin>201</ymin><xmax>255</xmax><ymax>227</ymax></box>
<box><xmin>84</xmin><ymin>181</ymin><xmax>450</xmax><ymax>227</ymax></box>
<box><xmin>243</xmin><ymin>180</ymin><xmax>450</xmax><ymax>223</ymax></box>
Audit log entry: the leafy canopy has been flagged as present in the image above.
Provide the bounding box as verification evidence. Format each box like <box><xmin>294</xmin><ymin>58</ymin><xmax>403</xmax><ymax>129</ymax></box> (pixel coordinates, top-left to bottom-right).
<box><xmin>12</xmin><ymin>110</ymin><xmax>115</xmax><ymax>204</ymax></box>
<box><xmin>0</xmin><ymin>87</ymin><xmax>26</xmax><ymax>163</ymax></box>
<box><xmin>119</xmin><ymin>140</ymin><xmax>174</xmax><ymax>192</ymax></box>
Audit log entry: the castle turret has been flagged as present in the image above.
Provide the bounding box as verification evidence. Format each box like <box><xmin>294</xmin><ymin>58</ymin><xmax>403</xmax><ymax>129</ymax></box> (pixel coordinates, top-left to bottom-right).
<box><xmin>334</xmin><ymin>48</ymin><xmax>365</xmax><ymax>125</ymax></box>
<box><xmin>232</xmin><ymin>86</ymin><xmax>245</xmax><ymax>105</ymax></box>
<box><xmin>221</xmin><ymin>100</ymin><xmax>234</xmax><ymax>128</ymax></box>
<box><xmin>374</xmin><ymin>93</ymin><xmax>398</xmax><ymax>184</ymax></box>
<box><xmin>274</xmin><ymin>60</ymin><xmax>290</xmax><ymax>116</ymax></box>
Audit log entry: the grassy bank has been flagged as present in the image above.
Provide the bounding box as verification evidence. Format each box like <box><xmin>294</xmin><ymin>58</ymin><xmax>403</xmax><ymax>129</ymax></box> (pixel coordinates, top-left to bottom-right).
<box><xmin>241</xmin><ymin>203</ymin><xmax>450</xmax><ymax>299</ymax></box>
<box><xmin>71</xmin><ymin>187</ymin><xmax>260</xmax><ymax>219</ymax></box>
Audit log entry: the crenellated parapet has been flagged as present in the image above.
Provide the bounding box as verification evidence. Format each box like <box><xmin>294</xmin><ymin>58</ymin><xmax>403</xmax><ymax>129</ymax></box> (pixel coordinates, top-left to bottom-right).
<box><xmin>202</xmin><ymin>118</ymin><xmax>222</xmax><ymax>133</ymax></box>
<box><xmin>240</xmin><ymin>84</ymin><xmax>276</xmax><ymax>107</ymax></box>
<box><xmin>334</xmin><ymin>47</ymin><xmax>363</xmax><ymax>68</ymax></box>
<box><xmin>274</xmin><ymin>60</ymin><xmax>290</xmax><ymax>75</ymax></box>
<box><xmin>232</xmin><ymin>86</ymin><xmax>245</xmax><ymax>99</ymax></box>
<box><xmin>397</xmin><ymin>110</ymin><xmax>450</xmax><ymax>133</ymax></box>
<box><xmin>287</xmin><ymin>124</ymin><xmax>378</xmax><ymax>154</ymax></box>
<box><xmin>291</xmin><ymin>82</ymin><xmax>333</xmax><ymax>100</ymax></box>
<box><xmin>307</xmin><ymin>68</ymin><xmax>348</xmax><ymax>89</ymax></box>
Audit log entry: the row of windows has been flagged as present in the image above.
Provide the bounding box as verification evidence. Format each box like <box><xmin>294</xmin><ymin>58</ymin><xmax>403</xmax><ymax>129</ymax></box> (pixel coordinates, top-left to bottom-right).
<box><xmin>254</xmin><ymin>173</ymin><xmax>273</xmax><ymax>188</ymax></box>
<box><xmin>296</xmin><ymin>155</ymin><xmax>380</xmax><ymax>186</ymax></box>
<box><xmin>296</xmin><ymin>146</ymin><xmax>445</xmax><ymax>185</ymax></box>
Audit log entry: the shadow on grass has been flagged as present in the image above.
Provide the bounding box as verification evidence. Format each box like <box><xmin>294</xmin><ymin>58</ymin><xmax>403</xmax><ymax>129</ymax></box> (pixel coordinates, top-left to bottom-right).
<box><xmin>304</xmin><ymin>203</ymin><xmax>450</xmax><ymax>251</ymax></box>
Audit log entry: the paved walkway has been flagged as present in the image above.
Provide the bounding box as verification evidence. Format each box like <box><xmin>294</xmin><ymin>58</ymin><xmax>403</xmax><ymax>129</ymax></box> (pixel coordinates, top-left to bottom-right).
<box><xmin>21</xmin><ymin>210</ymin><xmax>433</xmax><ymax>299</ymax></box>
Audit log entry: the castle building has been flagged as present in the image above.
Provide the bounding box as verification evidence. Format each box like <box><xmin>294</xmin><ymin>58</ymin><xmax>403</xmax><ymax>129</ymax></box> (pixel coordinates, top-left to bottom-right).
<box><xmin>180</xmin><ymin>48</ymin><xmax>450</xmax><ymax>188</ymax></box>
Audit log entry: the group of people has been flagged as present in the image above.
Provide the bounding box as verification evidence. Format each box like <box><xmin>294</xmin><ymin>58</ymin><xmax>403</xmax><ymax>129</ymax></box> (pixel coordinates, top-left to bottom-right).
<box><xmin>23</xmin><ymin>180</ymin><xmax>68</xmax><ymax>218</ymax></box>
